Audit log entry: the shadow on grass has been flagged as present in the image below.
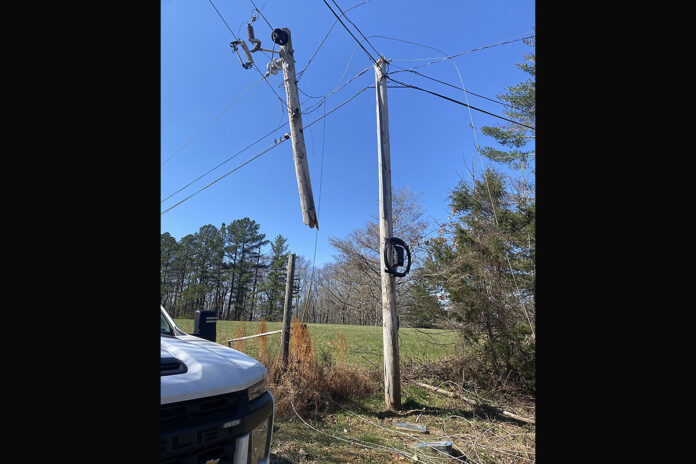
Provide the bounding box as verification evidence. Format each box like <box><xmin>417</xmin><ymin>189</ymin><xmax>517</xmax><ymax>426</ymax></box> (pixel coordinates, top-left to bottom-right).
<box><xmin>269</xmin><ymin>454</ymin><xmax>293</xmax><ymax>464</ymax></box>
<box><xmin>373</xmin><ymin>398</ymin><xmax>529</xmax><ymax>428</ymax></box>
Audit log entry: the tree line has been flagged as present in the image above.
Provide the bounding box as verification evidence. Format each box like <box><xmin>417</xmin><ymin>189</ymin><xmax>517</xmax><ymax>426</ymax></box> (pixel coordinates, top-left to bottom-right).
<box><xmin>161</xmin><ymin>219</ymin><xmax>291</xmax><ymax>322</ymax></box>
<box><xmin>160</xmin><ymin>187</ymin><xmax>431</xmax><ymax>327</ymax></box>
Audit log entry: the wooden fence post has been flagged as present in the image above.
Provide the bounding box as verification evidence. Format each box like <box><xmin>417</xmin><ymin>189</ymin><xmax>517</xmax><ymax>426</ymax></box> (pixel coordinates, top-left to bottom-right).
<box><xmin>280</xmin><ymin>253</ymin><xmax>296</xmax><ymax>368</ymax></box>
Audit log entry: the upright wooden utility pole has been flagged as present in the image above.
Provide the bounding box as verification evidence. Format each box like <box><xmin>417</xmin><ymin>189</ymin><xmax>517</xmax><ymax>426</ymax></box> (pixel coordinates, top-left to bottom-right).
<box><xmin>375</xmin><ymin>57</ymin><xmax>401</xmax><ymax>410</ymax></box>
<box><xmin>277</xmin><ymin>28</ymin><xmax>318</xmax><ymax>229</ymax></box>
<box><xmin>280</xmin><ymin>253</ymin><xmax>296</xmax><ymax>369</ymax></box>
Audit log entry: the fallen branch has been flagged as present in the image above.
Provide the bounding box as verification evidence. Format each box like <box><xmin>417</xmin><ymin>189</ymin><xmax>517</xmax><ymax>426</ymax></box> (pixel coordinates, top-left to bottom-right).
<box><xmin>412</xmin><ymin>381</ymin><xmax>535</xmax><ymax>425</ymax></box>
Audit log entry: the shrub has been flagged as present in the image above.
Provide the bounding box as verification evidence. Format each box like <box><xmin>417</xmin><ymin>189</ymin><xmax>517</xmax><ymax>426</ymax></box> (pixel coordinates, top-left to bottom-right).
<box><xmin>265</xmin><ymin>318</ymin><xmax>378</xmax><ymax>420</ymax></box>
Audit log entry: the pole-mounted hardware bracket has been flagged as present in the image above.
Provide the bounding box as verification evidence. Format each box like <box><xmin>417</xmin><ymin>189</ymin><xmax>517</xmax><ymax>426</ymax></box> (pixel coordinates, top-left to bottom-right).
<box><xmin>383</xmin><ymin>237</ymin><xmax>411</xmax><ymax>277</ymax></box>
<box><xmin>230</xmin><ymin>40</ymin><xmax>254</xmax><ymax>69</ymax></box>
<box><xmin>230</xmin><ymin>22</ymin><xmax>278</xmax><ymax>71</ymax></box>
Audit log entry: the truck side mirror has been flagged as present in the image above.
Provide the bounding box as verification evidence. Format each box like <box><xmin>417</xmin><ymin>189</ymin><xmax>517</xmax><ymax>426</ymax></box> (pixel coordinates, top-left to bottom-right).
<box><xmin>193</xmin><ymin>310</ymin><xmax>217</xmax><ymax>343</ymax></box>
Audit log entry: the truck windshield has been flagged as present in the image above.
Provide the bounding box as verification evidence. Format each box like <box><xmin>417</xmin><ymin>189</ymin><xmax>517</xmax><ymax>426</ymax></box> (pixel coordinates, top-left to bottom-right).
<box><xmin>161</xmin><ymin>312</ymin><xmax>174</xmax><ymax>336</ymax></box>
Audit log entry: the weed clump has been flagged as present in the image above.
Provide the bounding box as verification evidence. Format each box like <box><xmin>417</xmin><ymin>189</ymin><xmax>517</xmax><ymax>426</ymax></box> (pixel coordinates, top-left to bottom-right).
<box><xmin>231</xmin><ymin>321</ymin><xmax>247</xmax><ymax>352</ymax></box>
<box><xmin>257</xmin><ymin>318</ymin><xmax>267</xmax><ymax>361</ymax></box>
<box><xmin>260</xmin><ymin>318</ymin><xmax>378</xmax><ymax>420</ymax></box>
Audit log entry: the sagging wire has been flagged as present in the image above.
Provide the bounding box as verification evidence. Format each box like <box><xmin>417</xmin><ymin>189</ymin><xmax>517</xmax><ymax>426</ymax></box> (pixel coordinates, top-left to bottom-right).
<box><xmin>288</xmin><ymin>387</ymin><xmax>445</xmax><ymax>464</ymax></box>
<box><xmin>320</xmin><ymin>394</ymin><xmax>472</xmax><ymax>463</ymax></box>
<box><xmin>161</xmin><ymin>75</ymin><xmax>265</xmax><ymax>168</ymax></box>
<box><xmin>161</xmin><ymin>84</ymin><xmax>371</xmax><ymax>215</ymax></box>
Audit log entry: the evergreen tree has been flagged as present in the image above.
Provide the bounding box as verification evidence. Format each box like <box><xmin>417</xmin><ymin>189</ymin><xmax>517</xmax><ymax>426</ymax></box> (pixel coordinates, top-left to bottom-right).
<box><xmin>422</xmin><ymin>41</ymin><xmax>536</xmax><ymax>391</ymax></box>
<box><xmin>479</xmin><ymin>37</ymin><xmax>535</xmax><ymax>171</ymax></box>
<box><xmin>224</xmin><ymin>218</ymin><xmax>269</xmax><ymax>320</ymax></box>
<box><xmin>261</xmin><ymin>234</ymin><xmax>290</xmax><ymax>321</ymax></box>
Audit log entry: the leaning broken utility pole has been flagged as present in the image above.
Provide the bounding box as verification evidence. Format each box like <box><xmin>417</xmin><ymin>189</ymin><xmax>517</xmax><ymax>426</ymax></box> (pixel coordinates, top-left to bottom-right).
<box><xmin>375</xmin><ymin>57</ymin><xmax>401</xmax><ymax>410</ymax></box>
<box><xmin>273</xmin><ymin>28</ymin><xmax>318</xmax><ymax>229</ymax></box>
<box><xmin>231</xmin><ymin>21</ymin><xmax>318</xmax><ymax>229</ymax></box>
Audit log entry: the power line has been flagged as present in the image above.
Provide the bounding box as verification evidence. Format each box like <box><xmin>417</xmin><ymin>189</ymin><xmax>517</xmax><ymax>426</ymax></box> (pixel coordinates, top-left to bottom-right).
<box><xmin>207</xmin><ymin>0</ymin><xmax>288</xmax><ymax>109</ymax></box>
<box><xmin>162</xmin><ymin>65</ymin><xmax>371</xmax><ymax>205</ymax></box>
<box><xmin>388</xmin><ymin>67</ymin><xmax>531</xmax><ymax>114</ymax></box>
<box><xmin>329</xmin><ymin>0</ymin><xmax>381</xmax><ymax>58</ymax></box>
<box><xmin>161</xmin><ymin>75</ymin><xmax>265</xmax><ymax>167</ymax></box>
<box><xmin>385</xmin><ymin>75</ymin><xmax>534</xmax><ymax>130</ymax></box>
<box><xmin>390</xmin><ymin>34</ymin><xmax>535</xmax><ymax>69</ymax></box>
<box><xmin>301</xmin><ymin>65</ymin><xmax>371</xmax><ymax>116</ymax></box>
<box><xmin>320</xmin><ymin>0</ymin><xmax>377</xmax><ymax>64</ymax></box>
<box><xmin>161</xmin><ymin>120</ymin><xmax>289</xmax><ymax>204</ymax></box>
<box><xmin>349</xmin><ymin>34</ymin><xmax>533</xmax><ymax>116</ymax></box>
<box><xmin>248</xmin><ymin>0</ymin><xmax>273</xmax><ymax>31</ymax></box>
<box><xmin>297</xmin><ymin>0</ymin><xmax>370</xmax><ymax>82</ymax></box>
<box><xmin>161</xmin><ymin>137</ymin><xmax>289</xmax><ymax>216</ymax></box>
<box><xmin>161</xmin><ymin>84</ymin><xmax>371</xmax><ymax>215</ymax></box>
<box><xmin>301</xmin><ymin>100</ymin><xmax>329</xmax><ymax>324</ymax></box>
<box><xmin>299</xmin><ymin>43</ymin><xmax>368</xmax><ymax>114</ymax></box>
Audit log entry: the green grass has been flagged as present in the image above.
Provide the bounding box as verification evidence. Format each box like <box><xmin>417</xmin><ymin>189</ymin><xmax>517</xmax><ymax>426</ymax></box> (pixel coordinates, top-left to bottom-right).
<box><xmin>268</xmin><ymin>383</ymin><xmax>536</xmax><ymax>463</ymax></box>
<box><xmin>173</xmin><ymin>318</ymin><xmax>459</xmax><ymax>368</ymax></box>
<box><xmin>171</xmin><ymin>318</ymin><xmax>535</xmax><ymax>463</ymax></box>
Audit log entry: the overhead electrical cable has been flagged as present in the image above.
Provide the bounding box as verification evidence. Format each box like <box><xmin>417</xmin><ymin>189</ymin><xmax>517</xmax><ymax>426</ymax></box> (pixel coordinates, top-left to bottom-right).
<box><xmin>161</xmin><ymin>120</ymin><xmax>289</xmax><ymax>204</ymax></box>
<box><xmin>320</xmin><ymin>0</ymin><xmax>377</xmax><ymax>64</ymax></box>
<box><xmin>298</xmin><ymin>44</ymin><xmax>366</xmax><ymax>111</ymax></box>
<box><xmin>390</xmin><ymin>34</ymin><xmax>535</xmax><ymax>69</ymax></box>
<box><xmin>207</xmin><ymin>0</ymin><xmax>288</xmax><ymax>109</ymax></box>
<box><xmin>161</xmin><ymin>84</ymin><xmax>371</xmax><ymax>215</ymax></box>
<box><xmin>248</xmin><ymin>0</ymin><xmax>273</xmax><ymax>31</ymax></box>
<box><xmin>163</xmin><ymin>65</ymin><xmax>371</xmax><ymax>205</ymax></box>
<box><xmin>297</xmin><ymin>0</ymin><xmax>370</xmax><ymax>82</ymax></box>
<box><xmin>301</xmin><ymin>100</ymin><xmax>327</xmax><ymax>324</ymax></box>
<box><xmin>328</xmin><ymin>0</ymin><xmax>381</xmax><ymax>58</ymax></box>
<box><xmin>163</xmin><ymin>65</ymin><xmax>371</xmax><ymax>204</ymax></box>
<box><xmin>301</xmin><ymin>65</ymin><xmax>371</xmax><ymax>116</ymax></box>
<box><xmin>161</xmin><ymin>75</ymin><xmax>265</xmax><ymax>167</ymax></box>
<box><xmin>161</xmin><ymin>138</ymin><xmax>288</xmax><ymax>216</ymax></box>
<box><xmin>354</xmin><ymin>34</ymin><xmax>531</xmax><ymax>115</ymax></box>
<box><xmin>247</xmin><ymin>0</ymin><xmax>280</xmax><ymax>63</ymax></box>
<box><xmin>386</xmin><ymin>75</ymin><xmax>534</xmax><ymax>130</ymax></box>
<box><xmin>388</xmin><ymin>67</ymin><xmax>531</xmax><ymax>114</ymax></box>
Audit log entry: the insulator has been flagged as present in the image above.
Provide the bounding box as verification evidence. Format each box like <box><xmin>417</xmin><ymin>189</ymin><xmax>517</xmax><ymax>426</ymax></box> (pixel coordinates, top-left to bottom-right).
<box><xmin>267</xmin><ymin>58</ymin><xmax>284</xmax><ymax>75</ymax></box>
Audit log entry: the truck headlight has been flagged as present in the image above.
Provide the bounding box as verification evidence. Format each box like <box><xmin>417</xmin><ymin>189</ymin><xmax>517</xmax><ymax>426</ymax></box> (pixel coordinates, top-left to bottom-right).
<box><xmin>250</xmin><ymin>416</ymin><xmax>273</xmax><ymax>464</ymax></box>
<box><xmin>248</xmin><ymin>378</ymin><xmax>267</xmax><ymax>402</ymax></box>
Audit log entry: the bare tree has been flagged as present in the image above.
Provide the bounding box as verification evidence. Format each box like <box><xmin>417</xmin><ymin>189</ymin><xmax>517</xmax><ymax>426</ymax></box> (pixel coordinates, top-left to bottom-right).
<box><xmin>323</xmin><ymin>187</ymin><xmax>430</xmax><ymax>326</ymax></box>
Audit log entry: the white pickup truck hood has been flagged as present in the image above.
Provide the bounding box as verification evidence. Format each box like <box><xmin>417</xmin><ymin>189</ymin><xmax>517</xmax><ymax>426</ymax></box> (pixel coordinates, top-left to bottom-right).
<box><xmin>160</xmin><ymin>334</ymin><xmax>266</xmax><ymax>405</ymax></box>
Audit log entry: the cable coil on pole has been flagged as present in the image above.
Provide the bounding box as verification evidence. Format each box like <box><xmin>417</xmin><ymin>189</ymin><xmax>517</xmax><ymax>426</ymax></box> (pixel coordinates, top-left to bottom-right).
<box><xmin>383</xmin><ymin>237</ymin><xmax>411</xmax><ymax>278</ymax></box>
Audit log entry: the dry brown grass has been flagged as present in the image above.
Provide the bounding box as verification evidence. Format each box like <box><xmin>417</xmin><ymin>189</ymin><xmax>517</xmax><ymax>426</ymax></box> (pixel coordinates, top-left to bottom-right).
<box><xmin>257</xmin><ymin>318</ymin><xmax>268</xmax><ymax>361</ymax></box>
<box><xmin>328</xmin><ymin>332</ymin><xmax>348</xmax><ymax>366</ymax></box>
<box><xmin>231</xmin><ymin>321</ymin><xmax>247</xmax><ymax>352</ymax></box>
<box><xmin>261</xmin><ymin>317</ymin><xmax>378</xmax><ymax>420</ymax></box>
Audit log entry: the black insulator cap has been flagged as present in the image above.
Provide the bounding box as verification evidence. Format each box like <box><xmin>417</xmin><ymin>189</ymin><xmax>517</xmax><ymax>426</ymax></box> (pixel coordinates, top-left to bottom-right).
<box><xmin>271</xmin><ymin>28</ymin><xmax>289</xmax><ymax>46</ymax></box>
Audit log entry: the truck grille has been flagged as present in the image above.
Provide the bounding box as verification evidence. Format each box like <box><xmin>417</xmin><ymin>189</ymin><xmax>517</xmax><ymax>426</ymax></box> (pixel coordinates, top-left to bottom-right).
<box><xmin>160</xmin><ymin>391</ymin><xmax>244</xmax><ymax>463</ymax></box>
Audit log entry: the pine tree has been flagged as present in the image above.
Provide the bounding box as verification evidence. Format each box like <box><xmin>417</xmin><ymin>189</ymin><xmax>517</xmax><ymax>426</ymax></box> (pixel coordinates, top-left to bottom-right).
<box><xmin>261</xmin><ymin>234</ymin><xmax>290</xmax><ymax>321</ymax></box>
<box><xmin>479</xmin><ymin>37</ymin><xmax>535</xmax><ymax>171</ymax></box>
<box><xmin>224</xmin><ymin>218</ymin><xmax>269</xmax><ymax>320</ymax></box>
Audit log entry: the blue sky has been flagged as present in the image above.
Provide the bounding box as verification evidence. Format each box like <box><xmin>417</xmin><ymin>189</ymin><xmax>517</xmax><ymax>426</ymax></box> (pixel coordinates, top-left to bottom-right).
<box><xmin>161</xmin><ymin>0</ymin><xmax>535</xmax><ymax>267</ymax></box>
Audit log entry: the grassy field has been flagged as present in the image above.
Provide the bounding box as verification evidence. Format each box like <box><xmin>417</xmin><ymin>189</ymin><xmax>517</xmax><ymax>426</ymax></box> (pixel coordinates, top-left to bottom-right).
<box><xmin>173</xmin><ymin>319</ymin><xmax>459</xmax><ymax>369</ymax></box>
<box><xmin>172</xmin><ymin>318</ymin><xmax>535</xmax><ymax>463</ymax></box>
